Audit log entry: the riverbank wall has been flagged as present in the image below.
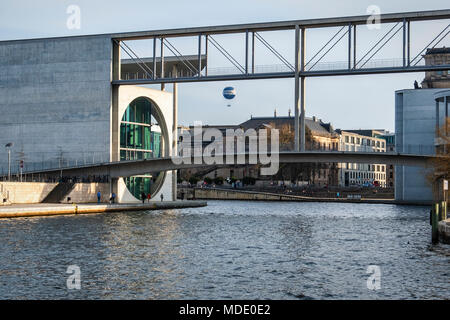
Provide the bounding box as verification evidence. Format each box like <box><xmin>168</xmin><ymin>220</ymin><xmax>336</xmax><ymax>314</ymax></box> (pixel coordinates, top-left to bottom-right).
<box><xmin>180</xmin><ymin>187</ymin><xmax>430</xmax><ymax>205</ymax></box>
<box><xmin>0</xmin><ymin>182</ymin><xmax>57</xmax><ymax>204</ymax></box>
<box><xmin>0</xmin><ymin>182</ymin><xmax>110</xmax><ymax>204</ymax></box>
<box><xmin>0</xmin><ymin>201</ymin><xmax>207</xmax><ymax>219</ymax></box>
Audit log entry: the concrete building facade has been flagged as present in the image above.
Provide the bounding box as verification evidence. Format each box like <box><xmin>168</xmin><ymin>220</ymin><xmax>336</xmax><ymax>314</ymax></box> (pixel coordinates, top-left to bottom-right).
<box><xmin>0</xmin><ymin>35</ymin><xmax>174</xmax><ymax>202</ymax></box>
<box><xmin>395</xmin><ymin>88</ymin><xmax>443</xmax><ymax>203</ymax></box>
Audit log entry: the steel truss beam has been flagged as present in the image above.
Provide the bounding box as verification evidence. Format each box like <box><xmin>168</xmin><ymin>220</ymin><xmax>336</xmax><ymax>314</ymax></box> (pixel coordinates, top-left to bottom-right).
<box><xmin>112</xmin><ymin>64</ymin><xmax>450</xmax><ymax>85</ymax></box>
<box><xmin>112</xmin><ymin>10</ymin><xmax>450</xmax><ymax>84</ymax></box>
<box><xmin>110</xmin><ymin>10</ymin><xmax>450</xmax><ymax>40</ymax></box>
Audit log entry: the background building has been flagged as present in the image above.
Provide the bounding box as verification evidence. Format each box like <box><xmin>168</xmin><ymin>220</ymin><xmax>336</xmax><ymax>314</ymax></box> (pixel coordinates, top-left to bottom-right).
<box><xmin>379</xmin><ymin>132</ymin><xmax>395</xmax><ymax>187</ymax></box>
<box><xmin>336</xmin><ymin>130</ymin><xmax>387</xmax><ymax>187</ymax></box>
<box><xmin>395</xmin><ymin>89</ymin><xmax>443</xmax><ymax>203</ymax></box>
<box><xmin>179</xmin><ymin>112</ymin><xmax>341</xmax><ymax>187</ymax></box>
<box><xmin>396</xmin><ymin>47</ymin><xmax>450</xmax><ymax>203</ymax></box>
<box><xmin>421</xmin><ymin>47</ymin><xmax>450</xmax><ymax>88</ymax></box>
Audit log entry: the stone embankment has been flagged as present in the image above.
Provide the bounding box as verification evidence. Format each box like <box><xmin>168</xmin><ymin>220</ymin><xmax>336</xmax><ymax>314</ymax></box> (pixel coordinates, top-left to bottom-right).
<box><xmin>0</xmin><ymin>201</ymin><xmax>207</xmax><ymax>219</ymax></box>
<box><xmin>179</xmin><ymin>187</ymin><xmax>400</xmax><ymax>204</ymax></box>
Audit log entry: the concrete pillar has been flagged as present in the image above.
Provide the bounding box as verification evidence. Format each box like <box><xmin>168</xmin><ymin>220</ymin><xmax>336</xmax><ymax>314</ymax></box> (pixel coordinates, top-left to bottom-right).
<box><xmin>172</xmin><ymin>65</ymin><xmax>178</xmax><ymax>201</ymax></box>
<box><xmin>111</xmin><ymin>40</ymin><xmax>121</xmax><ymax>163</ymax></box>
<box><xmin>300</xmin><ymin>28</ymin><xmax>306</xmax><ymax>151</ymax></box>
<box><xmin>445</xmin><ymin>96</ymin><xmax>448</xmax><ymax>138</ymax></box>
<box><xmin>436</xmin><ymin>99</ymin><xmax>440</xmax><ymax>129</ymax></box>
<box><xmin>300</xmin><ymin>76</ymin><xmax>306</xmax><ymax>151</ymax></box>
<box><xmin>112</xmin><ymin>40</ymin><xmax>121</xmax><ymax>81</ymax></box>
<box><xmin>294</xmin><ymin>25</ymin><xmax>300</xmax><ymax>151</ymax></box>
<box><xmin>161</xmin><ymin>37</ymin><xmax>165</xmax><ymax>91</ymax></box>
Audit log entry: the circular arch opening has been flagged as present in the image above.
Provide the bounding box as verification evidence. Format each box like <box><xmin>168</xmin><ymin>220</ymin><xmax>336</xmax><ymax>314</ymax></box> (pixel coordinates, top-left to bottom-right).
<box><xmin>119</xmin><ymin>96</ymin><xmax>168</xmax><ymax>200</ymax></box>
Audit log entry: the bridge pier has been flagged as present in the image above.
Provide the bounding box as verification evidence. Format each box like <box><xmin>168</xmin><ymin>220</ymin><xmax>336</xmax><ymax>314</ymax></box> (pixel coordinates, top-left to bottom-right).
<box><xmin>172</xmin><ymin>65</ymin><xmax>178</xmax><ymax>202</ymax></box>
<box><xmin>294</xmin><ymin>26</ymin><xmax>306</xmax><ymax>152</ymax></box>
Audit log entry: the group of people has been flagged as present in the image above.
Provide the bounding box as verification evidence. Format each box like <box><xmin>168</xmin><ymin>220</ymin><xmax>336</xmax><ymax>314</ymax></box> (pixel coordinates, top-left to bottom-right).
<box><xmin>140</xmin><ymin>192</ymin><xmax>164</xmax><ymax>203</ymax></box>
<box><xmin>96</xmin><ymin>191</ymin><xmax>116</xmax><ymax>204</ymax></box>
<box><xmin>141</xmin><ymin>192</ymin><xmax>152</xmax><ymax>203</ymax></box>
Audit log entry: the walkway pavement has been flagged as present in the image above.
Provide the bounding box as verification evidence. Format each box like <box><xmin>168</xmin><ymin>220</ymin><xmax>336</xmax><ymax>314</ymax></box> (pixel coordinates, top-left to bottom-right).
<box><xmin>0</xmin><ymin>201</ymin><xmax>207</xmax><ymax>219</ymax></box>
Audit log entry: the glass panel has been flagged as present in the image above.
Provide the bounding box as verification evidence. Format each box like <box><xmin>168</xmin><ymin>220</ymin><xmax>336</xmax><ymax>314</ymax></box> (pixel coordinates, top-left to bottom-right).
<box><xmin>120</xmin><ymin>97</ymin><xmax>165</xmax><ymax>200</ymax></box>
<box><xmin>125</xmin><ymin>176</ymin><xmax>155</xmax><ymax>200</ymax></box>
<box><xmin>120</xmin><ymin>150</ymin><xmax>126</xmax><ymax>161</ymax></box>
<box><xmin>144</xmin><ymin>126</ymin><xmax>152</xmax><ymax>151</ymax></box>
<box><xmin>136</xmin><ymin>125</ymin><xmax>143</xmax><ymax>149</ymax></box>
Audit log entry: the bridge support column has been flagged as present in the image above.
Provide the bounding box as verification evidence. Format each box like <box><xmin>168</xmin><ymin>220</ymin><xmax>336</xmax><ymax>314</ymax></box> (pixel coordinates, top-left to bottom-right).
<box><xmin>161</xmin><ymin>37</ymin><xmax>165</xmax><ymax>91</ymax></box>
<box><xmin>300</xmin><ymin>76</ymin><xmax>306</xmax><ymax>151</ymax></box>
<box><xmin>294</xmin><ymin>26</ymin><xmax>306</xmax><ymax>152</ymax></box>
<box><xmin>111</xmin><ymin>39</ymin><xmax>121</xmax><ymax>162</ymax></box>
<box><xmin>294</xmin><ymin>26</ymin><xmax>300</xmax><ymax>151</ymax></box>
<box><xmin>172</xmin><ymin>65</ymin><xmax>178</xmax><ymax>201</ymax></box>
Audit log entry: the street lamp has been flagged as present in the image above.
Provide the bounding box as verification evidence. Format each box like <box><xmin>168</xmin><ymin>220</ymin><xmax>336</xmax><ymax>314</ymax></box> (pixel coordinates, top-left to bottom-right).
<box><xmin>5</xmin><ymin>143</ymin><xmax>13</xmax><ymax>182</ymax></box>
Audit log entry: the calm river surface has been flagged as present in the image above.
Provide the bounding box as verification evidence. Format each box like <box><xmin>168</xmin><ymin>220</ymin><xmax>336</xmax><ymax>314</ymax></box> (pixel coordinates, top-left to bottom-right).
<box><xmin>0</xmin><ymin>201</ymin><xmax>448</xmax><ymax>299</ymax></box>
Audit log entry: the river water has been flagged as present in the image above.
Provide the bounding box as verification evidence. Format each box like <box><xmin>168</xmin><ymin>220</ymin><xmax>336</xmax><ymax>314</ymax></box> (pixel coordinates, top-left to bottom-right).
<box><xmin>0</xmin><ymin>201</ymin><xmax>448</xmax><ymax>299</ymax></box>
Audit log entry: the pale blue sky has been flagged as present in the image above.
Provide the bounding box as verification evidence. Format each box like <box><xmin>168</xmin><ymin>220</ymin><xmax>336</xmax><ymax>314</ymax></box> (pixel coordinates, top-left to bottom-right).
<box><xmin>1</xmin><ymin>0</ymin><xmax>449</xmax><ymax>131</ymax></box>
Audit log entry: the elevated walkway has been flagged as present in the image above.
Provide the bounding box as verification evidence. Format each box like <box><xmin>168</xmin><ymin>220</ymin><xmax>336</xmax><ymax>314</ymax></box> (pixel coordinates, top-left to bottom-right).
<box><xmin>8</xmin><ymin>151</ymin><xmax>437</xmax><ymax>179</ymax></box>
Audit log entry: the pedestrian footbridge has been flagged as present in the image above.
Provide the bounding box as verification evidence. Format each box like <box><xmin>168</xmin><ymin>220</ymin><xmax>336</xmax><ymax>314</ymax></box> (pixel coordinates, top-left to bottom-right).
<box><xmin>18</xmin><ymin>151</ymin><xmax>438</xmax><ymax>178</ymax></box>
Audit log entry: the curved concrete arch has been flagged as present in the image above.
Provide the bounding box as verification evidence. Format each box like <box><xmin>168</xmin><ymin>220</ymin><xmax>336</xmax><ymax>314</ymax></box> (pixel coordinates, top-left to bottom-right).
<box><xmin>116</xmin><ymin>86</ymin><xmax>173</xmax><ymax>203</ymax></box>
<box><xmin>118</xmin><ymin>96</ymin><xmax>169</xmax><ymax>202</ymax></box>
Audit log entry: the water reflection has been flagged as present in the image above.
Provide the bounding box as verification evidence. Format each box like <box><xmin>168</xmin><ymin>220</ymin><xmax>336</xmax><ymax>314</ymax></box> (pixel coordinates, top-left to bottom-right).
<box><xmin>0</xmin><ymin>201</ymin><xmax>448</xmax><ymax>299</ymax></box>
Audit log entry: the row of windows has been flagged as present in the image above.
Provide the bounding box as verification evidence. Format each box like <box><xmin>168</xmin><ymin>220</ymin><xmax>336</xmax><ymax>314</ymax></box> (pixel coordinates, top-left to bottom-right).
<box><xmin>343</xmin><ymin>144</ymin><xmax>384</xmax><ymax>152</ymax></box>
<box><xmin>344</xmin><ymin>136</ymin><xmax>385</xmax><ymax>148</ymax></box>
<box><xmin>348</xmin><ymin>171</ymin><xmax>386</xmax><ymax>181</ymax></box>
<box><xmin>120</xmin><ymin>123</ymin><xmax>161</xmax><ymax>157</ymax></box>
<box><xmin>122</xmin><ymin>98</ymin><xmax>153</xmax><ymax>124</ymax></box>
<box><xmin>313</xmin><ymin>141</ymin><xmax>339</xmax><ymax>150</ymax></box>
<box><xmin>120</xmin><ymin>150</ymin><xmax>156</xmax><ymax>161</ymax></box>
<box><xmin>342</xmin><ymin>163</ymin><xmax>385</xmax><ymax>172</ymax></box>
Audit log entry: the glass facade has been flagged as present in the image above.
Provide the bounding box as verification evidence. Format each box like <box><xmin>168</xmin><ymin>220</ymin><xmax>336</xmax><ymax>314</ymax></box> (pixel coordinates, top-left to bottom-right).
<box><xmin>120</xmin><ymin>97</ymin><xmax>164</xmax><ymax>199</ymax></box>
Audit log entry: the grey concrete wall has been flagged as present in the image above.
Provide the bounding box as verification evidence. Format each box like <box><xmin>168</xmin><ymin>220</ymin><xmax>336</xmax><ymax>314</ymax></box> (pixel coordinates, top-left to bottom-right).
<box><xmin>0</xmin><ymin>35</ymin><xmax>113</xmax><ymax>175</ymax></box>
<box><xmin>395</xmin><ymin>89</ymin><xmax>441</xmax><ymax>203</ymax></box>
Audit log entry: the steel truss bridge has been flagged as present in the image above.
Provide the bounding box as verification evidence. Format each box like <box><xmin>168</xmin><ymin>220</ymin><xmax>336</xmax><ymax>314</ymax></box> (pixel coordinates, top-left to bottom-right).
<box><xmin>110</xmin><ymin>9</ymin><xmax>450</xmax><ymax>152</ymax></box>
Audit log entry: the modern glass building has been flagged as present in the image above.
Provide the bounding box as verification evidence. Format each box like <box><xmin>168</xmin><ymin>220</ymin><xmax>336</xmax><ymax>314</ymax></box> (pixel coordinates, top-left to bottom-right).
<box><xmin>120</xmin><ymin>97</ymin><xmax>164</xmax><ymax>200</ymax></box>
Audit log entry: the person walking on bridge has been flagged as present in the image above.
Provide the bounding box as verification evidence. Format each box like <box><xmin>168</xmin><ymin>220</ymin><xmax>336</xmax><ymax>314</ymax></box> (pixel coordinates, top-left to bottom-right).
<box><xmin>141</xmin><ymin>192</ymin><xmax>146</xmax><ymax>204</ymax></box>
<box><xmin>97</xmin><ymin>191</ymin><xmax>101</xmax><ymax>204</ymax></box>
